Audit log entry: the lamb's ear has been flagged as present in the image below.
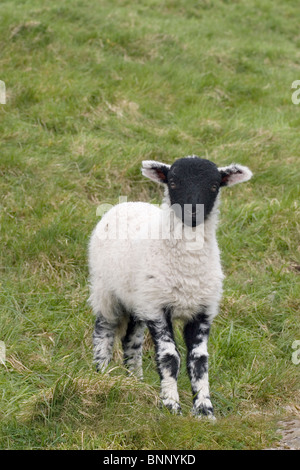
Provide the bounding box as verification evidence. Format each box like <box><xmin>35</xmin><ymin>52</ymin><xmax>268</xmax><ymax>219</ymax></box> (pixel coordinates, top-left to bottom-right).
<box><xmin>141</xmin><ymin>160</ymin><xmax>170</xmax><ymax>184</ymax></box>
<box><xmin>218</xmin><ymin>164</ymin><xmax>253</xmax><ymax>187</ymax></box>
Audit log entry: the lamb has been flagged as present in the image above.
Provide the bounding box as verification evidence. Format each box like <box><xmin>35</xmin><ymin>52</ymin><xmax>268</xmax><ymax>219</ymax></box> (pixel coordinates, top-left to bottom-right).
<box><xmin>88</xmin><ymin>155</ymin><xmax>252</xmax><ymax>418</ymax></box>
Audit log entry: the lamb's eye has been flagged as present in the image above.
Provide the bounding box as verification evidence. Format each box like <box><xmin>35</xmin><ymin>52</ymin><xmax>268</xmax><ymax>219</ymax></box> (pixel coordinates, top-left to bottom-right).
<box><xmin>169</xmin><ymin>181</ymin><xmax>176</xmax><ymax>189</ymax></box>
<box><xmin>211</xmin><ymin>184</ymin><xmax>218</xmax><ymax>192</ymax></box>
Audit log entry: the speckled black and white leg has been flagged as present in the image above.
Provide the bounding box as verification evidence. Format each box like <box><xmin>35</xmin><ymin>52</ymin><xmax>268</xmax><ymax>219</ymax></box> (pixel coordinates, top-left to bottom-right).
<box><xmin>184</xmin><ymin>311</ymin><xmax>215</xmax><ymax>420</ymax></box>
<box><xmin>147</xmin><ymin>310</ymin><xmax>181</xmax><ymax>414</ymax></box>
<box><xmin>93</xmin><ymin>314</ymin><xmax>116</xmax><ymax>372</ymax></box>
<box><xmin>122</xmin><ymin>315</ymin><xmax>145</xmax><ymax>379</ymax></box>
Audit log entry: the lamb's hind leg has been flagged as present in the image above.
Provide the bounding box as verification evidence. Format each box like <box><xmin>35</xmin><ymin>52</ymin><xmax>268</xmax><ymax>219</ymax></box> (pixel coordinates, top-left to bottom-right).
<box><xmin>122</xmin><ymin>314</ymin><xmax>145</xmax><ymax>379</ymax></box>
<box><xmin>183</xmin><ymin>310</ymin><xmax>215</xmax><ymax>419</ymax></box>
<box><xmin>147</xmin><ymin>309</ymin><xmax>181</xmax><ymax>414</ymax></box>
<box><xmin>93</xmin><ymin>313</ymin><xmax>116</xmax><ymax>372</ymax></box>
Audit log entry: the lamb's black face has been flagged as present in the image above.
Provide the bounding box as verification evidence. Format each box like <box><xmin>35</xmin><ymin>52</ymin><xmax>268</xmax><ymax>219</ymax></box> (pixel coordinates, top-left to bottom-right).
<box><xmin>167</xmin><ymin>157</ymin><xmax>222</xmax><ymax>227</ymax></box>
<box><xmin>142</xmin><ymin>156</ymin><xmax>252</xmax><ymax>226</ymax></box>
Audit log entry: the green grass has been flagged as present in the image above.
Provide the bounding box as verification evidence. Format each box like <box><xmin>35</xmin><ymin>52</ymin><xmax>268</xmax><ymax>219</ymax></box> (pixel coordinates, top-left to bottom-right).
<box><xmin>0</xmin><ymin>0</ymin><xmax>299</xmax><ymax>450</ymax></box>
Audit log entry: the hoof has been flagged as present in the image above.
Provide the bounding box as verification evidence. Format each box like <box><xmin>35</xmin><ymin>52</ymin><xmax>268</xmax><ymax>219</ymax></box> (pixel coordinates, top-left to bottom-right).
<box><xmin>192</xmin><ymin>402</ymin><xmax>216</xmax><ymax>420</ymax></box>
<box><xmin>161</xmin><ymin>400</ymin><xmax>182</xmax><ymax>415</ymax></box>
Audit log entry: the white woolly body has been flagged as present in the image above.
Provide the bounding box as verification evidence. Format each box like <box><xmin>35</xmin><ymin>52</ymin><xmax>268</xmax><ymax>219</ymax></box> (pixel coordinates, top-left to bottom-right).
<box><xmin>88</xmin><ymin>198</ymin><xmax>224</xmax><ymax>324</ymax></box>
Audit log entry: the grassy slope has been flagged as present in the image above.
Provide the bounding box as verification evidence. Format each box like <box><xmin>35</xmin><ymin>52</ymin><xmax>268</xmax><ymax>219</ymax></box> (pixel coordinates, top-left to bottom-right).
<box><xmin>0</xmin><ymin>0</ymin><xmax>299</xmax><ymax>449</ymax></box>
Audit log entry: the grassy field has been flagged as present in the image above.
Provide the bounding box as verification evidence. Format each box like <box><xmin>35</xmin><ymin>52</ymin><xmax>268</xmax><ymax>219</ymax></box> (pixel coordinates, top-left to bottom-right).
<box><xmin>0</xmin><ymin>0</ymin><xmax>299</xmax><ymax>450</ymax></box>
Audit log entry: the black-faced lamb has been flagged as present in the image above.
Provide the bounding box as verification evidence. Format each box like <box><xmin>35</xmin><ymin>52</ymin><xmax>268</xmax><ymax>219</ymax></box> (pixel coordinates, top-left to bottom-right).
<box><xmin>88</xmin><ymin>155</ymin><xmax>252</xmax><ymax>418</ymax></box>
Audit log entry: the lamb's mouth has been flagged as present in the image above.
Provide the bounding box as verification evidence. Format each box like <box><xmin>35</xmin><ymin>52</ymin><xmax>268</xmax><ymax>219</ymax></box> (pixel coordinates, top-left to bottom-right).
<box><xmin>173</xmin><ymin>207</ymin><xmax>204</xmax><ymax>227</ymax></box>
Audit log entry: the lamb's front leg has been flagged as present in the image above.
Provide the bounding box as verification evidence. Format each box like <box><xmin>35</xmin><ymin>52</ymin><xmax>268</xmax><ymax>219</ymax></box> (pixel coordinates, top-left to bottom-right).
<box><xmin>147</xmin><ymin>311</ymin><xmax>181</xmax><ymax>414</ymax></box>
<box><xmin>184</xmin><ymin>311</ymin><xmax>215</xmax><ymax>419</ymax></box>
<box><xmin>122</xmin><ymin>315</ymin><xmax>145</xmax><ymax>380</ymax></box>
